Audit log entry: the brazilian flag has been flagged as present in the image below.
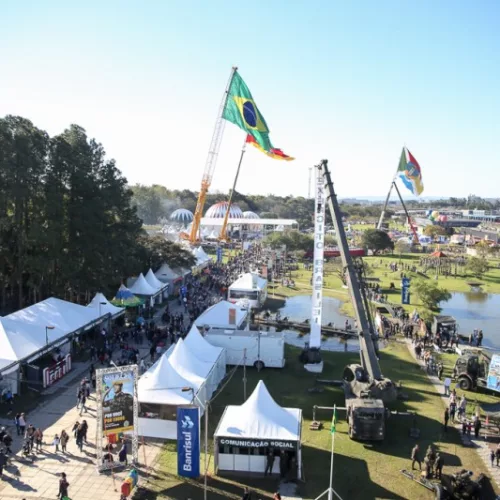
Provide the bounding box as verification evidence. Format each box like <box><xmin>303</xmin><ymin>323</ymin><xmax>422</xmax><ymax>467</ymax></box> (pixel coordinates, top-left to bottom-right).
<box><xmin>223</xmin><ymin>71</ymin><xmax>273</xmax><ymax>152</ymax></box>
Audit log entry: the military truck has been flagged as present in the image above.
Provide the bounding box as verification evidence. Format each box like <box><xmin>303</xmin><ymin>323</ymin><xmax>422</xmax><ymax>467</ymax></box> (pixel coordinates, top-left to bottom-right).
<box><xmin>453</xmin><ymin>348</ymin><xmax>500</xmax><ymax>393</ymax></box>
<box><xmin>346</xmin><ymin>398</ymin><xmax>387</xmax><ymax>441</ymax></box>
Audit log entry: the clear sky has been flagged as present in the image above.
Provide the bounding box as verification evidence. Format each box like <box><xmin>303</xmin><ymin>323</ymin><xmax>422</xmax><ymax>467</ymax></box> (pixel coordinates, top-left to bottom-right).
<box><xmin>1</xmin><ymin>1</ymin><xmax>499</xmax><ymax>199</ymax></box>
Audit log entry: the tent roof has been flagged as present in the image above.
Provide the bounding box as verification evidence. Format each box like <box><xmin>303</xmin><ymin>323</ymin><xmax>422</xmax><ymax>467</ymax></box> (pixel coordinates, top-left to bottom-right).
<box><xmin>195</xmin><ymin>301</ymin><xmax>247</xmax><ymax>329</ymax></box>
<box><xmin>115</xmin><ymin>284</ymin><xmax>135</xmax><ymax>300</ymax></box>
<box><xmin>229</xmin><ymin>272</ymin><xmax>267</xmax><ymax>291</ymax></box>
<box><xmin>155</xmin><ymin>263</ymin><xmax>181</xmax><ymax>282</ymax></box>
<box><xmin>5</xmin><ymin>297</ymin><xmax>103</xmax><ymax>334</ymax></box>
<box><xmin>214</xmin><ymin>381</ymin><xmax>301</xmax><ymax>441</ymax></box>
<box><xmin>168</xmin><ymin>338</ymin><xmax>213</xmax><ymax>380</ymax></box>
<box><xmin>430</xmin><ymin>250</ymin><xmax>448</xmax><ymax>258</ymax></box>
<box><xmin>129</xmin><ymin>273</ymin><xmax>158</xmax><ymax>296</ymax></box>
<box><xmin>145</xmin><ymin>269</ymin><xmax>166</xmax><ymax>290</ymax></box>
<box><xmin>184</xmin><ymin>324</ymin><xmax>224</xmax><ymax>363</ymax></box>
<box><xmin>88</xmin><ymin>292</ymin><xmax>125</xmax><ymax>318</ymax></box>
<box><xmin>138</xmin><ymin>352</ymin><xmax>202</xmax><ymax>405</ymax></box>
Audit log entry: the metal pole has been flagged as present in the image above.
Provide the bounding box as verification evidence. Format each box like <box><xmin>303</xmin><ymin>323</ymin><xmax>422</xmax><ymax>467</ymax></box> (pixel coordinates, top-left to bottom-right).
<box><xmin>219</xmin><ymin>138</ymin><xmax>247</xmax><ymax>240</ymax></box>
<box><xmin>377</xmin><ymin>181</ymin><xmax>395</xmax><ymax>229</ymax></box>
<box><xmin>392</xmin><ymin>181</ymin><xmax>419</xmax><ymax>244</ymax></box>
<box><xmin>328</xmin><ymin>404</ymin><xmax>336</xmax><ymax>500</ymax></box>
<box><xmin>243</xmin><ymin>349</ymin><xmax>247</xmax><ymax>400</ymax></box>
<box><xmin>204</xmin><ymin>400</ymin><xmax>209</xmax><ymax>500</ymax></box>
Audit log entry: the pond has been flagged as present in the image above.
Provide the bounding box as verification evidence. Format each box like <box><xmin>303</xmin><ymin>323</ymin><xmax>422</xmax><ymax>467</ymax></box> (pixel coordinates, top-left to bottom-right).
<box><xmin>439</xmin><ymin>292</ymin><xmax>500</xmax><ymax>349</ymax></box>
<box><xmin>278</xmin><ymin>295</ymin><xmax>359</xmax><ymax>352</ymax></box>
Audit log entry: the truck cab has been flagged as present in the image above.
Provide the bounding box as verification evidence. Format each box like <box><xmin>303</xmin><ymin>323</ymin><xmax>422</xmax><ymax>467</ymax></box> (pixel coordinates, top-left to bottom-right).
<box><xmin>346</xmin><ymin>398</ymin><xmax>386</xmax><ymax>441</ymax></box>
<box><xmin>453</xmin><ymin>350</ymin><xmax>491</xmax><ymax>391</ymax></box>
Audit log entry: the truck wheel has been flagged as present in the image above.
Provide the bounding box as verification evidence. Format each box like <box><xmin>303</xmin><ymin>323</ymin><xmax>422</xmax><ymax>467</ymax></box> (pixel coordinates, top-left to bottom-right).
<box><xmin>434</xmin><ymin>484</ymin><xmax>444</xmax><ymax>500</ymax></box>
<box><xmin>458</xmin><ymin>376</ymin><xmax>472</xmax><ymax>391</ymax></box>
<box><xmin>254</xmin><ymin>360</ymin><xmax>265</xmax><ymax>371</ymax></box>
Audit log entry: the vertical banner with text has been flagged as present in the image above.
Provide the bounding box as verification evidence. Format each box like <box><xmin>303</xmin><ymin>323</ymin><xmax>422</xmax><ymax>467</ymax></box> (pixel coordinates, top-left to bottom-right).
<box><xmin>177</xmin><ymin>406</ymin><xmax>200</xmax><ymax>478</ymax></box>
<box><xmin>310</xmin><ymin>166</ymin><xmax>326</xmax><ymax>348</ymax></box>
<box><xmin>401</xmin><ymin>277</ymin><xmax>411</xmax><ymax>305</ymax></box>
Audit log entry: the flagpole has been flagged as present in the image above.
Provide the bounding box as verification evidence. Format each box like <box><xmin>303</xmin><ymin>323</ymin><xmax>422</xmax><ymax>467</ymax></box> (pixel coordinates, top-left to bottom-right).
<box><xmin>328</xmin><ymin>404</ymin><xmax>336</xmax><ymax>500</ymax></box>
<box><xmin>392</xmin><ymin>181</ymin><xmax>419</xmax><ymax>244</ymax></box>
<box><xmin>219</xmin><ymin>136</ymin><xmax>248</xmax><ymax>241</ymax></box>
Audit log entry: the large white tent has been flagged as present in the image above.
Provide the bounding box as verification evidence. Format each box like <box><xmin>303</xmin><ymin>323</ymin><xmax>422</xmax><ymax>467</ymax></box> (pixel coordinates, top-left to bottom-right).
<box><xmin>87</xmin><ymin>292</ymin><xmax>125</xmax><ymax>319</ymax></box>
<box><xmin>214</xmin><ymin>380</ymin><xmax>302</xmax><ymax>477</ymax></box>
<box><xmin>145</xmin><ymin>269</ymin><xmax>167</xmax><ymax>292</ymax></box>
<box><xmin>154</xmin><ymin>263</ymin><xmax>182</xmax><ymax>290</ymax></box>
<box><xmin>195</xmin><ymin>301</ymin><xmax>248</xmax><ymax>330</ymax></box>
<box><xmin>228</xmin><ymin>272</ymin><xmax>268</xmax><ymax>309</ymax></box>
<box><xmin>129</xmin><ymin>273</ymin><xmax>158</xmax><ymax>297</ymax></box>
<box><xmin>184</xmin><ymin>324</ymin><xmax>226</xmax><ymax>384</ymax></box>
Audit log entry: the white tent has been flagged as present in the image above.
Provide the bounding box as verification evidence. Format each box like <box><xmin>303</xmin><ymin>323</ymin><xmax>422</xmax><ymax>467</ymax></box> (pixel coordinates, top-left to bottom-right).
<box><xmin>214</xmin><ymin>380</ymin><xmax>302</xmax><ymax>477</ymax></box>
<box><xmin>145</xmin><ymin>269</ymin><xmax>167</xmax><ymax>291</ymax></box>
<box><xmin>87</xmin><ymin>292</ymin><xmax>125</xmax><ymax>318</ymax></box>
<box><xmin>129</xmin><ymin>273</ymin><xmax>158</xmax><ymax>296</ymax></box>
<box><xmin>154</xmin><ymin>263</ymin><xmax>182</xmax><ymax>292</ymax></box>
<box><xmin>184</xmin><ymin>324</ymin><xmax>226</xmax><ymax>384</ymax></box>
<box><xmin>137</xmin><ymin>350</ymin><xmax>209</xmax><ymax>439</ymax></box>
<box><xmin>195</xmin><ymin>301</ymin><xmax>248</xmax><ymax>330</ymax></box>
<box><xmin>228</xmin><ymin>273</ymin><xmax>268</xmax><ymax>309</ymax></box>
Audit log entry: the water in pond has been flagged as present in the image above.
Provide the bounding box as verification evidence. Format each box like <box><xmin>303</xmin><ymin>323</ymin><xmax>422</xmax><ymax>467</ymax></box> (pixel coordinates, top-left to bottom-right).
<box><xmin>278</xmin><ymin>295</ymin><xmax>359</xmax><ymax>352</ymax></box>
<box><xmin>440</xmin><ymin>292</ymin><xmax>500</xmax><ymax>349</ymax></box>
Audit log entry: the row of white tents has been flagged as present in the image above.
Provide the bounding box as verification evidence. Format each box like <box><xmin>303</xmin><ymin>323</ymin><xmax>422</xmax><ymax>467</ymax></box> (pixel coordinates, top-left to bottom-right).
<box><xmin>138</xmin><ymin>324</ymin><xmax>226</xmax><ymax>439</ymax></box>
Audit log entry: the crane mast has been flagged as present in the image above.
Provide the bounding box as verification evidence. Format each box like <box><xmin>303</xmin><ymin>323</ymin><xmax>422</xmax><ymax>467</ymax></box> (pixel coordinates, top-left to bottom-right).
<box><xmin>189</xmin><ymin>67</ymin><xmax>237</xmax><ymax>243</ymax></box>
<box><xmin>319</xmin><ymin>160</ymin><xmax>382</xmax><ymax>381</ymax></box>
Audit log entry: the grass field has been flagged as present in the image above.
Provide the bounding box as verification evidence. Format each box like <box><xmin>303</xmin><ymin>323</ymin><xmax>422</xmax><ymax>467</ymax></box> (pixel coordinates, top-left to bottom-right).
<box><xmin>140</xmin><ymin>342</ymin><xmax>497</xmax><ymax>500</ymax></box>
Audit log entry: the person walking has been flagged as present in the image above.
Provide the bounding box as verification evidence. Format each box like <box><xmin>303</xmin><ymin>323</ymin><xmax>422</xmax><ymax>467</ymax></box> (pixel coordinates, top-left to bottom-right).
<box><xmin>34</xmin><ymin>427</ymin><xmax>43</xmax><ymax>452</ymax></box>
<box><xmin>14</xmin><ymin>413</ymin><xmax>21</xmax><ymax>436</ymax></box>
<box><xmin>3</xmin><ymin>432</ymin><xmax>13</xmax><ymax>455</ymax></box>
<box><xmin>491</xmin><ymin>449</ymin><xmax>495</xmax><ymax>467</ymax></box>
<box><xmin>474</xmin><ymin>417</ymin><xmax>482</xmax><ymax>438</ymax></box>
<box><xmin>58</xmin><ymin>472</ymin><xmax>70</xmax><ymax>499</ymax></box>
<box><xmin>118</xmin><ymin>441</ymin><xmax>128</xmax><ymax>466</ymax></box>
<box><xmin>72</xmin><ymin>421</ymin><xmax>79</xmax><ymax>439</ymax></box>
<box><xmin>81</xmin><ymin>420</ymin><xmax>88</xmax><ymax>444</ymax></box>
<box><xmin>53</xmin><ymin>434</ymin><xmax>60</xmax><ymax>453</ymax></box>
<box><xmin>264</xmin><ymin>449</ymin><xmax>275</xmax><ymax>476</ymax></box>
<box><xmin>18</xmin><ymin>413</ymin><xmax>26</xmax><ymax>436</ymax></box>
<box><xmin>0</xmin><ymin>450</ymin><xmax>7</xmax><ymax>478</ymax></box>
<box><xmin>411</xmin><ymin>444</ymin><xmax>421</xmax><ymax>471</ymax></box>
<box><xmin>76</xmin><ymin>424</ymin><xmax>84</xmax><ymax>453</ymax></box>
<box><xmin>435</xmin><ymin>453</ymin><xmax>444</xmax><ymax>479</ymax></box>
<box><xmin>79</xmin><ymin>392</ymin><xmax>87</xmax><ymax>416</ymax></box>
<box><xmin>60</xmin><ymin>430</ymin><xmax>69</xmax><ymax>453</ymax></box>
<box><xmin>25</xmin><ymin>424</ymin><xmax>35</xmax><ymax>453</ymax></box>
<box><xmin>443</xmin><ymin>408</ymin><xmax>449</xmax><ymax>432</ymax></box>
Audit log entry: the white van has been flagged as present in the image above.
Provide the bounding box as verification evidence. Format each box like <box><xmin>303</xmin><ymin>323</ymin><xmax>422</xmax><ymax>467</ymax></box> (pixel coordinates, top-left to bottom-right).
<box><xmin>204</xmin><ymin>329</ymin><xmax>285</xmax><ymax>369</ymax></box>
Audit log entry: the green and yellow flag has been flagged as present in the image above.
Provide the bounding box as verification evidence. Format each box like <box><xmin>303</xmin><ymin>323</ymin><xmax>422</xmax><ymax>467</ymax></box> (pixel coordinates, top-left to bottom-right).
<box><xmin>223</xmin><ymin>71</ymin><xmax>273</xmax><ymax>152</ymax></box>
<box><xmin>331</xmin><ymin>407</ymin><xmax>337</xmax><ymax>434</ymax></box>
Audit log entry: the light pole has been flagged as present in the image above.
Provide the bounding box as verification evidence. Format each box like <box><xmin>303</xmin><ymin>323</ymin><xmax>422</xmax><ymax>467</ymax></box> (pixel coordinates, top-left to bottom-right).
<box><xmin>98</xmin><ymin>301</ymin><xmax>107</xmax><ymax>317</ymax></box>
<box><xmin>45</xmin><ymin>326</ymin><xmax>55</xmax><ymax>346</ymax></box>
<box><xmin>182</xmin><ymin>387</ymin><xmax>209</xmax><ymax>500</ymax></box>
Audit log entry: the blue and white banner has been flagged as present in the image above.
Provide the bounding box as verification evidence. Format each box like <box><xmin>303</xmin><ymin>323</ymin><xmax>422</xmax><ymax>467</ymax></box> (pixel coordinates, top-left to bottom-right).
<box><xmin>216</xmin><ymin>247</ymin><xmax>223</xmax><ymax>264</ymax></box>
<box><xmin>177</xmin><ymin>406</ymin><xmax>200</xmax><ymax>478</ymax></box>
<box><xmin>401</xmin><ymin>277</ymin><xmax>411</xmax><ymax>305</ymax></box>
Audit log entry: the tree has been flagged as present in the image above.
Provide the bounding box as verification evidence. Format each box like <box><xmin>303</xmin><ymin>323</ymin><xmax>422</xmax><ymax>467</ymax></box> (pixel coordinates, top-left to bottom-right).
<box><xmin>136</xmin><ymin>235</ymin><xmax>196</xmax><ymax>271</ymax></box>
<box><xmin>465</xmin><ymin>257</ymin><xmax>489</xmax><ymax>278</ymax></box>
<box><xmin>423</xmin><ymin>225</ymin><xmax>447</xmax><ymax>238</ymax></box>
<box><xmin>361</xmin><ymin>229</ymin><xmax>394</xmax><ymax>255</ymax></box>
<box><xmin>475</xmin><ymin>240</ymin><xmax>493</xmax><ymax>259</ymax></box>
<box><xmin>413</xmin><ymin>280</ymin><xmax>451</xmax><ymax>310</ymax></box>
<box><xmin>264</xmin><ymin>231</ymin><xmax>313</xmax><ymax>253</ymax></box>
<box><xmin>394</xmin><ymin>239</ymin><xmax>411</xmax><ymax>258</ymax></box>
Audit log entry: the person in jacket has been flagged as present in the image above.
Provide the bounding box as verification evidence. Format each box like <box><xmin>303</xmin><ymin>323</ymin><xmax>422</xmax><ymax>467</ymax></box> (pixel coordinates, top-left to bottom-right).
<box><xmin>34</xmin><ymin>428</ymin><xmax>43</xmax><ymax>452</ymax></box>
<box><xmin>60</xmin><ymin>430</ymin><xmax>69</xmax><ymax>453</ymax></box>
<box><xmin>58</xmin><ymin>472</ymin><xmax>69</xmax><ymax>499</ymax></box>
<box><xmin>411</xmin><ymin>444</ymin><xmax>421</xmax><ymax>470</ymax></box>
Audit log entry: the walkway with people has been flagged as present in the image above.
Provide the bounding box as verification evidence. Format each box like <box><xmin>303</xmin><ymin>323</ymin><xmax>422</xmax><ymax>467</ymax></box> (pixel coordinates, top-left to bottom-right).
<box><xmin>404</xmin><ymin>338</ymin><xmax>500</xmax><ymax>488</ymax></box>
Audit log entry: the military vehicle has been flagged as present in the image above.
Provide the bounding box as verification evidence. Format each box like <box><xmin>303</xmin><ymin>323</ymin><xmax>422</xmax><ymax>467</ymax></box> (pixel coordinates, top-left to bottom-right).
<box><xmin>318</xmin><ymin>160</ymin><xmax>397</xmax><ymax>440</ymax></box>
<box><xmin>453</xmin><ymin>348</ymin><xmax>500</xmax><ymax>393</ymax></box>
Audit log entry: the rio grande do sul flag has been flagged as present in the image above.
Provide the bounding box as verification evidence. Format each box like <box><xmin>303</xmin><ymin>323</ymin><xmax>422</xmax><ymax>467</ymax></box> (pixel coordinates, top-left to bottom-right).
<box><xmin>245</xmin><ymin>134</ymin><xmax>294</xmax><ymax>161</ymax></box>
<box><xmin>397</xmin><ymin>147</ymin><xmax>424</xmax><ymax>196</ymax></box>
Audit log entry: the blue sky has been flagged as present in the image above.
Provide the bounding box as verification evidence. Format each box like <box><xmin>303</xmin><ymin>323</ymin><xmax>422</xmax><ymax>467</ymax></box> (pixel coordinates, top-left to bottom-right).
<box><xmin>1</xmin><ymin>1</ymin><xmax>498</xmax><ymax>199</ymax></box>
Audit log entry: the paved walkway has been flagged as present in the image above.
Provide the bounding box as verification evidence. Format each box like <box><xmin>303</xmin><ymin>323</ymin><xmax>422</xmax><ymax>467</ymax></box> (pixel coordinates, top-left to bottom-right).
<box><xmin>403</xmin><ymin>338</ymin><xmax>500</xmax><ymax>488</ymax></box>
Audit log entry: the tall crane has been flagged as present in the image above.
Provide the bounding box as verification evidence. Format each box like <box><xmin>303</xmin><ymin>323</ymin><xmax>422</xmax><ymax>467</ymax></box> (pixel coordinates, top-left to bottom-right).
<box><xmin>188</xmin><ymin>67</ymin><xmax>237</xmax><ymax>244</ymax></box>
<box><xmin>319</xmin><ymin>160</ymin><xmax>397</xmax><ymax>440</ymax></box>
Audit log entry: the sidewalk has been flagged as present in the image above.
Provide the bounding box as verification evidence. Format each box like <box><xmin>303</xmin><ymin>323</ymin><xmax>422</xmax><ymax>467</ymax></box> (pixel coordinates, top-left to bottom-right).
<box><xmin>403</xmin><ymin>338</ymin><xmax>500</xmax><ymax>488</ymax></box>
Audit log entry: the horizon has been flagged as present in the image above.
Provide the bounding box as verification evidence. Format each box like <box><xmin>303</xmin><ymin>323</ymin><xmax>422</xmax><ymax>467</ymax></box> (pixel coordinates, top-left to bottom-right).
<box><xmin>1</xmin><ymin>1</ymin><xmax>499</xmax><ymax>199</ymax></box>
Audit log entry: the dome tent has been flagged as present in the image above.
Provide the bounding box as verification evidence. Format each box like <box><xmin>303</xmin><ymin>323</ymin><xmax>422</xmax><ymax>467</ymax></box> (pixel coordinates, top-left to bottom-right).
<box><xmin>170</xmin><ymin>208</ymin><xmax>194</xmax><ymax>223</ymax></box>
<box><xmin>205</xmin><ymin>201</ymin><xmax>244</xmax><ymax>219</ymax></box>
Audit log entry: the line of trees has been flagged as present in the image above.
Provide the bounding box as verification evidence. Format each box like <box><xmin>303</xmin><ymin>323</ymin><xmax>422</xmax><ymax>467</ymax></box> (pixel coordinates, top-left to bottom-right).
<box><xmin>0</xmin><ymin>115</ymin><xmax>194</xmax><ymax>313</ymax></box>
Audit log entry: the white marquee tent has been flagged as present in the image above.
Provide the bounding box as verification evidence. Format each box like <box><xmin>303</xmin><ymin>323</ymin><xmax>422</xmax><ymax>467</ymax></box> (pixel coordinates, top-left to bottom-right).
<box><xmin>228</xmin><ymin>272</ymin><xmax>268</xmax><ymax>308</ymax></box>
<box><xmin>195</xmin><ymin>301</ymin><xmax>248</xmax><ymax>330</ymax></box>
<box><xmin>129</xmin><ymin>273</ymin><xmax>159</xmax><ymax>297</ymax></box>
<box><xmin>145</xmin><ymin>268</ymin><xmax>167</xmax><ymax>291</ymax></box>
<box><xmin>154</xmin><ymin>263</ymin><xmax>182</xmax><ymax>292</ymax></box>
<box><xmin>87</xmin><ymin>292</ymin><xmax>125</xmax><ymax>319</ymax></box>
<box><xmin>184</xmin><ymin>324</ymin><xmax>226</xmax><ymax>384</ymax></box>
<box><xmin>214</xmin><ymin>380</ymin><xmax>302</xmax><ymax>477</ymax></box>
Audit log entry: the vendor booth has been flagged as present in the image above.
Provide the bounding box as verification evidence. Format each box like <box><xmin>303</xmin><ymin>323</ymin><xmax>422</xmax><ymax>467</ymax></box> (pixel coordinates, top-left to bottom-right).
<box><xmin>195</xmin><ymin>300</ymin><xmax>248</xmax><ymax>330</ymax></box>
<box><xmin>111</xmin><ymin>284</ymin><xmax>145</xmax><ymax>308</ymax></box>
<box><xmin>145</xmin><ymin>269</ymin><xmax>169</xmax><ymax>300</ymax></box>
<box><xmin>128</xmin><ymin>273</ymin><xmax>160</xmax><ymax>306</ymax></box>
<box><xmin>154</xmin><ymin>263</ymin><xmax>182</xmax><ymax>294</ymax></box>
<box><xmin>214</xmin><ymin>380</ymin><xmax>302</xmax><ymax>478</ymax></box>
<box><xmin>88</xmin><ymin>292</ymin><xmax>125</xmax><ymax>319</ymax></box>
<box><xmin>228</xmin><ymin>273</ymin><xmax>268</xmax><ymax>309</ymax></box>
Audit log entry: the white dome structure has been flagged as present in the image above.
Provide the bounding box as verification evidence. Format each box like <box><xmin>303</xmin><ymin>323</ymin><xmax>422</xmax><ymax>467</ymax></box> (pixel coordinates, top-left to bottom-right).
<box><xmin>170</xmin><ymin>208</ymin><xmax>194</xmax><ymax>223</ymax></box>
<box><xmin>205</xmin><ymin>201</ymin><xmax>243</xmax><ymax>219</ymax></box>
<box><xmin>243</xmin><ymin>211</ymin><xmax>260</xmax><ymax>219</ymax></box>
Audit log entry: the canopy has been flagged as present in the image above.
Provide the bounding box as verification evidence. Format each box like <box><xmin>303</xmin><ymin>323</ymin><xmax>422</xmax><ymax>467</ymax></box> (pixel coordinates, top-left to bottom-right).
<box><xmin>195</xmin><ymin>301</ymin><xmax>247</xmax><ymax>329</ymax></box>
<box><xmin>430</xmin><ymin>250</ymin><xmax>448</xmax><ymax>258</ymax></box>
<box><xmin>155</xmin><ymin>263</ymin><xmax>181</xmax><ymax>283</ymax></box>
<box><xmin>229</xmin><ymin>272</ymin><xmax>267</xmax><ymax>292</ymax></box>
<box><xmin>214</xmin><ymin>380</ymin><xmax>301</xmax><ymax>441</ymax></box>
<box><xmin>129</xmin><ymin>273</ymin><xmax>158</xmax><ymax>296</ymax></box>
<box><xmin>184</xmin><ymin>324</ymin><xmax>224</xmax><ymax>363</ymax></box>
<box><xmin>145</xmin><ymin>269</ymin><xmax>167</xmax><ymax>291</ymax></box>
<box><xmin>111</xmin><ymin>285</ymin><xmax>144</xmax><ymax>307</ymax></box>
<box><xmin>88</xmin><ymin>292</ymin><xmax>125</xmax><ymax>318</ymax></box>
<box><xmin>138</xmin><ymin>351</ymin><xmax>203</xmax><ymax>405</ymax></box>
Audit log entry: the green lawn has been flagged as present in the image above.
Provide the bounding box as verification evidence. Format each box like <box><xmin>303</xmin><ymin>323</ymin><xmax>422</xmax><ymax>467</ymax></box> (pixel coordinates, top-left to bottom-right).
<box><xmin>138</xmin><ymin>343</ymin><xmax>497</xmax><ymax>500</ymax></box>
